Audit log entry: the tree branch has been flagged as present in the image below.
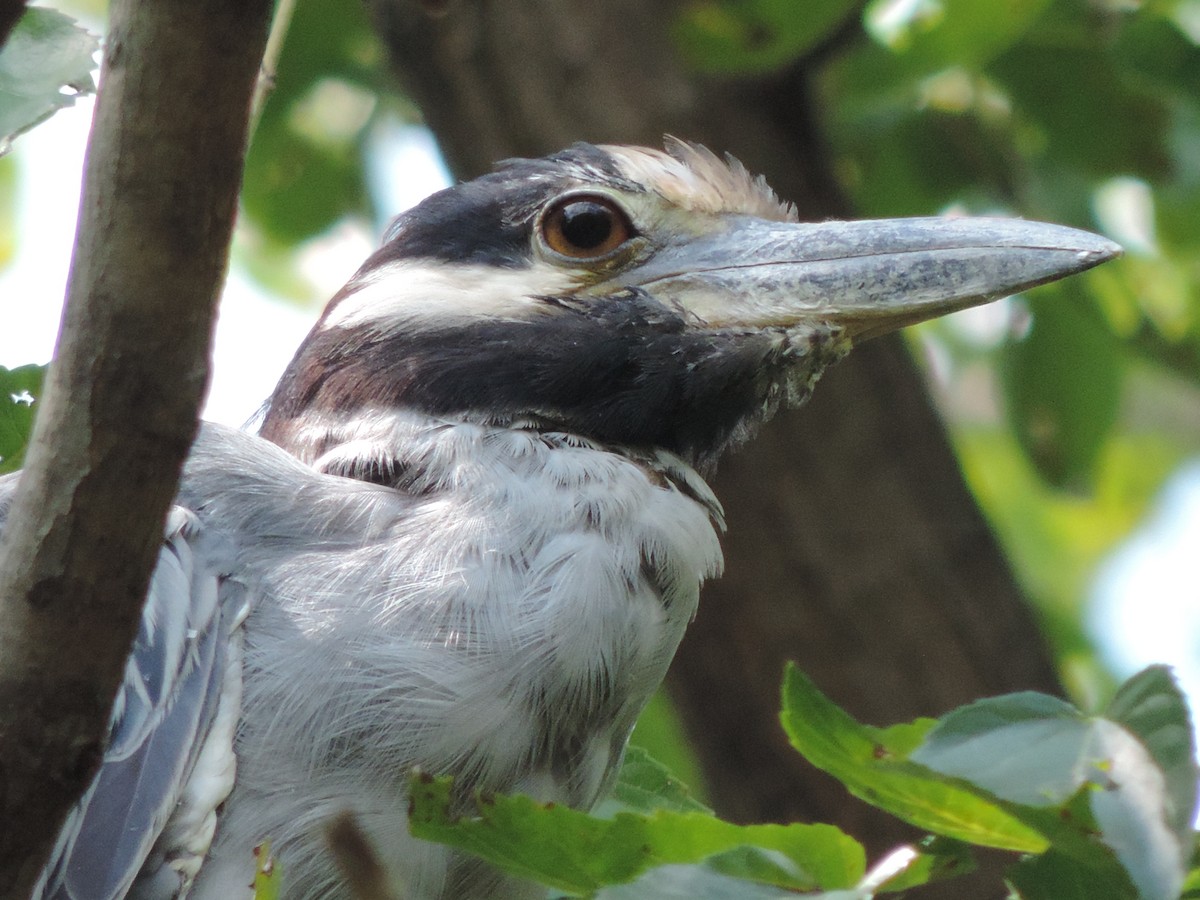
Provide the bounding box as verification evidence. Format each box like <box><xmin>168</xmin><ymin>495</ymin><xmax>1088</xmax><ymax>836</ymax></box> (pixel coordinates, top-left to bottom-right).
<box><xmin>0</xmin><ymin>0</ymin><xmax>271</xmax><ymax>893</ymax></box>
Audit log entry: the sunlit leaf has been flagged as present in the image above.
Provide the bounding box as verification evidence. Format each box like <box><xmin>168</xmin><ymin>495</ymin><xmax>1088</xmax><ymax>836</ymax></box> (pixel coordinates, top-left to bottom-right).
<box><xmin>1105</xmin><ymin>666</ymin><xmax>1200</xmax><ymax>850</ymax></box>
<box><xmin>830</xmin><ymin>0</ymin><xmax>1051</xmax><ymax>116</ymax></box>
<box><xmin>251</xmin><ymin>841</ymin><xmax>281</xmax><ymax>900</ymax></box>
<box><xmin>912</xmin><ymin>671</ymin><xmax>1194</xmax><ymax>900</ymax></box>
<box><xmin>781</xmin><ymin>662</ymin><xmax>1197</xmax><ymax>897</ymax></box>
<box><xmin>864</xmin><ymin>0</ymin><xmax>1052</xmax><ymax>73</ymax></box>
<box><xmin>612</xmin><ymin>747</ymin><xmax>960</xmax><ymax>895</ymax></box>
<box><xmin>872</xmin><ymin>836</ymin><xmax>975</xmax><ymax>893</ymax></box>
<box><xmin>0</xmin><ymin>7</ymin><xmax>98</xmax><ymax>152</ymax></box>
<box><xmin>592</xmin><ymin>842</ymin><xmax>963</xmax><ymax>898</ymax></box>
<box><xmin>1182</xmin><ymin>843</ymin><xmax>1200</xmax><ymax>900</ymax></box>
<box><xmin>0</xmin><ymin>154</ymin><xmax>15</xmax><ymax>266</ymax></box>
<box><xmin>1091</xmin><ymin>750</ymin><xmax>1188</xmax><ymax>900</ymax></box>
<box><xmin>779</xmin><ymin>664</ymin><xmax>1048</xmax><ymax>852</ymax></box>
<box><xmin>909</xmin><ymin>692</ymin><xmax>1096</xmax><ymax>807</ymax></box>
<box><xmin>408</xmin><ymin>773</ymin><xmax>865</xmax><ymax>894</ymax></box>
<box><xmin>0</xmin><ymin>363</ymin><xmax>45</xmax><ymax>473</ymax></box>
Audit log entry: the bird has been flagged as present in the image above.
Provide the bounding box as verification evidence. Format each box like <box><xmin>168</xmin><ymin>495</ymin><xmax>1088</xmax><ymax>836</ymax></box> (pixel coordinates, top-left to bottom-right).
<box><xmin>1</xmin><ymin>139</ymin><xmax>1121</xmax><ymax>899</ymax></box>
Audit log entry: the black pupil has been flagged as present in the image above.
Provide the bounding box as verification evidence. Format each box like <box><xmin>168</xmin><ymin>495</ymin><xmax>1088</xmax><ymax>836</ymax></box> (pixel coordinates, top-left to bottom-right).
<box><xmin>559</xmin><ymin>201</ymin><xmax>614</xmax><ymax>250</ymax></box>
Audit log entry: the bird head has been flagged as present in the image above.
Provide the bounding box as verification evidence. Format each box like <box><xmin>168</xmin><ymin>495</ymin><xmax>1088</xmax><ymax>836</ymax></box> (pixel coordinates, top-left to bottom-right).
<box><xmin>260</xmin><ymin>139</ymin><xmax>1120</xmax><ymax>469</ymax></box>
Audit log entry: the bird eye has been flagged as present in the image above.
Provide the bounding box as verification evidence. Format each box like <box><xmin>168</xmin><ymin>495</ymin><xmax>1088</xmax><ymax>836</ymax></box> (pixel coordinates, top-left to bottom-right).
<box><xmin>540</xmin><ymin>195</ymin><xmax>634</xmax><ymax>260</ymax></box>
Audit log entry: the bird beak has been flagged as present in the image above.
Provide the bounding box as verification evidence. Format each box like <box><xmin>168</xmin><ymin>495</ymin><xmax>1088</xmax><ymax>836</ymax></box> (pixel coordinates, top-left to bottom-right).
<box><xmin>622</xmin><ymin>216</ymin><xmax>1122</xmax><ymax>342</ymax></box>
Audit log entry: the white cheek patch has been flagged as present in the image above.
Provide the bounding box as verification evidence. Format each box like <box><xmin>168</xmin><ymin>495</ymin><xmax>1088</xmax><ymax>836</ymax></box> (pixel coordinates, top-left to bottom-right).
<box><xmin>319</xmin><ymin>260</ymin><xmax>585</xmax><ymax>333</ymax></box>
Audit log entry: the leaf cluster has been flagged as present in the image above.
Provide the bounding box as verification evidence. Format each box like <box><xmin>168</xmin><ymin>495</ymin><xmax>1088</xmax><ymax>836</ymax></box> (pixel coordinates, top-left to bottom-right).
<box><xmin>405</xmin><ymin>664</ymin><xmax>1199</xmax><ymax>899</ymax></box>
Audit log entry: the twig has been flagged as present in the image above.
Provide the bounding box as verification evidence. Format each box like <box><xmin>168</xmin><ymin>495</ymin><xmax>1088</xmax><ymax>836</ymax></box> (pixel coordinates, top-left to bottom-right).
<box><xmin>249</xmin><ymin>0</ymin><xmax>299</xmax><ymax>142</ymax></box>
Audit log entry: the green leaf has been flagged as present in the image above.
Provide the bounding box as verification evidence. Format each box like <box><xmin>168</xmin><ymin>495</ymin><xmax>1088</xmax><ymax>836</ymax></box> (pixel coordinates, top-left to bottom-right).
<box><xmin>610</xmin><ymin>746</ymin><xmax>711</xmax><ymax>815</ymax></box>
<box><xmin>1090</xmin><ymin>756</ymin><xmax>1188</xmax><ymax>900</ymax></box>
<box><xmin>779</xmin><ymin>664</ymin><xmax>1048</xmax><ymax>852</ymax></box>
<box><xmin>674</xmin><ymin>0</ymin><xmax>857</xmax><ymax>75</ymax></box>
<box><xmin>703</xmin><ymin>844</ymin><xmax>842</xmax><ymax>892</ymax></box>
<box><xmin>911</xmin><ymin>675</ymin><xmax>1193</xmax><ymax>900</ymax></box>
<box><xmin>1001</xmin><ymin>287</ymin><xmax>1124</xmax><ymax>489</ymax></box>
<box><xmin>1105</xmin><ymin>665</ymin><xmax>1200</xmax><ymax>848</ymax></box>
<box><xmin>863</xmin><ymin>0</ymin><xmax>1053</xmax><ymax>75</ymax></box>
<box><xmin>1007</xmin><ymin>848</ymin><xmax>1137</xmax><ymax>900</ymax></box>
<box><xmin>1089</xmin><ymin>704</ymin><xmax>1193</xmax><ymax>900</ymax></box>
<box><xmin>590</xmin><ymin>863</ymin><xmax>814</xmax><ymax>898</ymax></box>
<box><xmin>0</xmin><ymin>154</ymin><xmax>15</xmax><ymax>266</ymax></box>
<box><xmin>909</xmin><ymin>692</ymin><xmax>1096</xmax><ymax>807</ymax></box>
<box><xmin>830</xmin><ymin>0</ymin><xmax>1052</xmax><ymax>116</ymax></box>
<box><xmin>408</xmin><ymin>773</ymin><xmax>865</xmax><ymax>895</ymax></box>
<box><xmin>629</xmin><ymin>689</ymin><xmax>709</xmax><ymax>803</ymax></box>
<box><xmin>0</xmin><ymin>363</ymin><xmax>45</xmax><ymax>473</ymax></box>
<box><xmin>590</xmin><ymin>851</ymin><xmax>952</xmax><ymax>899</ymax></box>
<box><xmin>241</xmin><ymin>0</ymin><xmax>382</xmax><ymax>243</ymax></box>
<box><xmin>953</xmin><ymin>427</ymin><xmax>1185</xmax><ymax>674</ymax></box>
<box><xmin>827</xmin><ymin>108</ymin><xmax>1012</xmax><ymax>218</ymax></box>
<box><xmin>990</xmin><ymin>42</ymin><xmax>1172</xmax><ymax>181</ymax></box>
<box><xmin>0</xmin><ymin>8</ymin><xmax>98</xmax><ymax>151</ymax></box>
<box><xmin>619</xmin><ymin>748</ymin><xmax>930</xmax><ymax>896</ymax></box>
<box><xmin>243</xmin><ymin>105</ymin><xmax>370</xmax><ymax>243</ymax></box>
<box><xmin>1182</xmin><ymin>840</ymin><xmax>1200</xmax><ymax>899</ymax></box>
<box><xmin>251</xmin><ymin>841</ymin><xmax>282</xmax><ymax>900</ymax></box>
<box><xmin>873</xmin><ymin>837</ymin><xmax>976</xmax><ymax>893</ymax></box>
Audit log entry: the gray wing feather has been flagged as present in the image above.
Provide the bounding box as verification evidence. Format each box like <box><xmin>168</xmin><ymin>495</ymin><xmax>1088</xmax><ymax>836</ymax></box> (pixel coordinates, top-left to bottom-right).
<box><xmin>0</xmin><ymin>476</ymin><xmax>243</xmax><ymax>900</ymax></box>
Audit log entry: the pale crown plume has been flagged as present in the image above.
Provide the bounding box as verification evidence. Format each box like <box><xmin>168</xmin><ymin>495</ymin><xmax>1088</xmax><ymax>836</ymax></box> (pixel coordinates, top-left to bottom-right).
<box><xmin>601</xmin><ymin>137</ymin><xmax>798</xmax><ymax>222</ymax></box>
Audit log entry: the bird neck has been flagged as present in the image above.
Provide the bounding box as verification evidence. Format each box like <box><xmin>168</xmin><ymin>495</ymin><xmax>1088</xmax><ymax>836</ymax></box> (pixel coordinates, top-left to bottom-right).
<box><xmin>261</xmin><ymin>405</ymin><xmax>724</xmax><ymax>526</ymax></box>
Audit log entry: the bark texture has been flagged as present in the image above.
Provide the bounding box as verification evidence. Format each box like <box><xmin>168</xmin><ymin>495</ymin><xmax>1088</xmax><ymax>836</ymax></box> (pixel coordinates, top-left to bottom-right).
<box><xmin>0</xmin><ymin>1</ymin><xmax>271</xmax><ymax>894</ymax></box>
<box><xmin>369</xmin><ymin>0</ymin><xmax>1061</xmax><ymax>887</ymax></box>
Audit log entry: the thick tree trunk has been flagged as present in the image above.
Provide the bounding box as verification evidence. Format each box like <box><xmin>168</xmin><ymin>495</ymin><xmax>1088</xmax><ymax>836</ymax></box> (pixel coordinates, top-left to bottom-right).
<box><xmin>370</xmin><ymin>0</ymin><xmax>1060</xmax><ymax>888</ymax></box>
<box><xmin>0</xmin><ymin>2</ymin><xmax>271</xmax><ymax>894</ymax></box>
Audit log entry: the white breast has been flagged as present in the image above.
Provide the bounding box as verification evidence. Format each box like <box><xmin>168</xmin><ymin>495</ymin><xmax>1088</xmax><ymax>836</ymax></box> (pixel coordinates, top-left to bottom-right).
<box><xmin>183</xmin><ymin>415</ymin><xmax>724</xmax><ymax>900</ymax></box>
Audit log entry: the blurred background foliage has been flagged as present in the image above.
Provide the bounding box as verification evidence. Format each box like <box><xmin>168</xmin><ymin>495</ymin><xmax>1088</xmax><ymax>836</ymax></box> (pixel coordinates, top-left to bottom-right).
<box><xmin>3</xmin><ymin>0</ymin><xmax>1199</xmax><ymax>795</ymax></box>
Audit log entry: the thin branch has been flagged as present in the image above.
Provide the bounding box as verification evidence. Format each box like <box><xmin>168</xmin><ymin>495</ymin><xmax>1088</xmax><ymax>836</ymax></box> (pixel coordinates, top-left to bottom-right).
<box><xmin>249</xmin><ymin>0</ymin><xmax>299</xmax><ymax>140</ymax></box>
<box><xmin>0</xmin><ymin>0</ymin><xmax>272</xmax><ymax>893</ymax></box>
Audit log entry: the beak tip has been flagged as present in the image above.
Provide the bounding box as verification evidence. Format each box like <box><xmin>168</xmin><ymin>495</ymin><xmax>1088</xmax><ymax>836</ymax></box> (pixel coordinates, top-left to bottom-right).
<box><xmin>1076</xmin><ymin>235</ymin><xmax>1124</xmax><ymax>266</ymax></box>
<box><xmin>1015</xmin><ymin>220</ymin><xmax>1123</xmax><ymax>273</ymax></box>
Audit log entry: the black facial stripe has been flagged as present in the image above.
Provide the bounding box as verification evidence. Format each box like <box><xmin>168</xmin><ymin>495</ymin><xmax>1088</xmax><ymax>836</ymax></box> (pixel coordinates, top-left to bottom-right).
<box><xmin>262</xmin><ymin>290</ymin><xmax>825</xmax><ymax>463</ymax></box>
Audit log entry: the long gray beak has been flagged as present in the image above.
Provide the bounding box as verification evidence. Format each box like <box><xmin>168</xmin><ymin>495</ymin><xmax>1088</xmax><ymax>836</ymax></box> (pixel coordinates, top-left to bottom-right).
<box><xmin>622</xmin><ymin>216</ymin><xmax>1122</xmax><ymax>341</ymax></box>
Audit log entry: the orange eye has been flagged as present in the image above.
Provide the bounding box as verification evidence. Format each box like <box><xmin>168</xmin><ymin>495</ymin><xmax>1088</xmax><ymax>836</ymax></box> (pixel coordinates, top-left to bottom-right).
<box><xmin>540</xmin><ymin>195</ymin><xmax>634</xmax><ymax>259</ymax></box>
